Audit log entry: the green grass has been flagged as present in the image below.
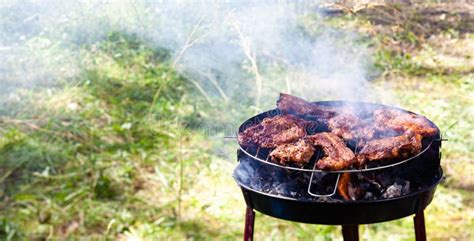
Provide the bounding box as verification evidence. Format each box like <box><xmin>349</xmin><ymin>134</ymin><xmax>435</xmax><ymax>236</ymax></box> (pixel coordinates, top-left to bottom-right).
<box><xmin>1</xmin><ymin>3</ymin><xmax>473</xmax><ymax>241</ymax></box>
<box><xmin>0</xmin><ymin>32</ymin><xmax>215</xmax><ymax>240</ymax></box>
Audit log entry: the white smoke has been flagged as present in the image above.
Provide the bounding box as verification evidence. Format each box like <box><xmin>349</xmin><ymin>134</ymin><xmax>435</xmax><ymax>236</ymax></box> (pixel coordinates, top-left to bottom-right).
<box><xmin>0</xmin><ymin>1</ymin><xmax>376</xmax><ymax>113</ymax></box>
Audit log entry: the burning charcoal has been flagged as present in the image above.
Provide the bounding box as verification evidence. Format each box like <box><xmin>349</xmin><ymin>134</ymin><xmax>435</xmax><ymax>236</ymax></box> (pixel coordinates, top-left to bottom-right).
<box><xmin>375</xmin><ymin>173</ymin><xmax>397</xmax><ymax>188</ymax></box>
<box><xmin>358</xmin><ymin>173</ymin><xmax>382</xmax><ymax>189</ymax></box>
<box><xmin>275</xmin><ymin>183</ymin><xmax>287</xmax><ymax>196</ymax></box>
<box><xmin>382</xmin><ymin>183</ymin><xmax>404</xmax><ymax>199</ymax></box>
<box><xmin>348</xmin><ymin>182</ymin><xmax>371</xmax><ymax>200</ymax></box>
<box><xmin>402</xmin><ymin>181</ymin><xmax>410</xmax><ymax>195</ymax></box>
<box><xmin>364</xmin><ymin>191</ymin><xmax>376</xmax><ymax>200</ymax></box>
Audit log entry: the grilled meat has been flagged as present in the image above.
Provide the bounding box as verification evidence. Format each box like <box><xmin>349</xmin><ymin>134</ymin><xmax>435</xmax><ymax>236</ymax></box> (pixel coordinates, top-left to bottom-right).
<box><xmin>328</xmin><ymin>112</ymin><xmax>375</xmax><ymax>145</ymax></box>
<box><xmin>238</xmin><ymin>115</ymin><xmax>309</xmax><ymax>148</ymax></box>
<box><xmin>280</xmin><ymin>95</ymin><xmax>374</xmax><ymax>144</ymax></box>
<box><xmin>277</xmin><ymin>93</ymin><xmax>337</xmax><ymax>121</ymax></box>
<box><xmin>374</xmin><ymin>109</ymin><xmax>438</xmax><ymax>137</ymax></box>
<box><xmin>327</xmin><ymin>111</ymin><xmax>360</xmax><ymax>132</ymax></box>
<box><xmin>307</xmin><ymin>132</ymin><xmax>357</xmax><ymax>171</ymax></box>
<box><xmin>270</xmin><ymin>139</ymin><xmax>315</xmax><ymax>167</ymax></box>
<box><xmin>357</xmin><ymin>131</ymin><xmax>423</xmax><ymax>165</ymax></box>
<box><xmin>240</xmin><ymin>94</ymin><xmax>434</xmax><ymax>170</ymax></box>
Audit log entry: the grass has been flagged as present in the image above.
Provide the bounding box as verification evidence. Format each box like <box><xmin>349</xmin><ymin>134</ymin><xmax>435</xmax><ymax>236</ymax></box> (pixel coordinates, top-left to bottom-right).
<box><xmin>0</xmin><ymin>32</ymin><xmax>214</xmax><ymax>240</ymax></box>
<box><xmin>1</xmin><ymin>2</ymin><xmax>473</xmax><ymax>241</ymax></box>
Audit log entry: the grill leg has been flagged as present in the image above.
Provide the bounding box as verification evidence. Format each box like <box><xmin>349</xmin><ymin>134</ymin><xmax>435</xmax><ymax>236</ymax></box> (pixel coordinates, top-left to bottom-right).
<box><xmin>414</xmin><ymin>211</ymin><xmax>427</xmax><ymax>241</ymax></box>
<box><xmin>342</xmin><ymin>225</ymin><xmax>359</xmax><ymax>241</ymax></box>
<box><xmin>244</xmin><ymin>207</ymin><xmax>255</xmax><ymax>241</ymax></box>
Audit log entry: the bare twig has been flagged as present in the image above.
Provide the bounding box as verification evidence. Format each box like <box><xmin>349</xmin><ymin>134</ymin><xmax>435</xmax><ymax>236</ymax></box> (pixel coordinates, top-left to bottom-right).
<box><xmin>285</xmin><ymin>76</ymin><xmax>291</xmax><ymax>94</ymax></box>
<box><xmin>128</xmin><ymin>0</ymin><xmax>147</xmax><ymax>31</ymax></box>
<box><xmin>199</xmin><ymin>71</ymin><xmax>229</xmax><ymax>103</ymax></box>
<box><xmin>146</xmin><ymin>85</ymin><xmax>163</xmax><ymax>119</ymax></box>
<box><xmin>0</xmin><ymin>167</ymin><xmax>19</xmax><ymax>184</ymax></box>
<box><xmin>0</xmin><ymin>117</ymin><xmax>101</xmax><ymax>152</ymax></box>
<box><xmin>172</xmin><ymin>17</ymin><xmax>211</xmax><ymax>68</ymax></box>
<box><xmin>169</xmin><ymin>17</ymin><xmax>215</xmax><ymax>104</ymax></box>
<box><xmin>182</xmin><ymin>75</ymin><xmax>213</xmax><ymax>105</ymax></box>
<box><xmin>0</xmin><ymin>118</ymin><xmax>57</xmax><ymax>135</ymax></box>
<box><xmin>32</xmin><ymin>168</ymin><xmax>94</xmax><ymax>180</ymax></box>
<box><xmin>234</xmin><ymin>21</ymin><xmax>263</xmax><ymax>108</ymax></box>
<box><xmin>177</xmin><ymin>136</ymin><xmax>184</xmax><ymax>221</ymax></box>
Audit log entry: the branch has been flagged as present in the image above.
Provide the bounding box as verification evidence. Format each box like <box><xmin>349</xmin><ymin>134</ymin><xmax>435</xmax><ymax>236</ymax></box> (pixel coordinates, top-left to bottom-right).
<box><xmin>199</xmin><ymin>70</ymin><xmax>229</xmax><ymax>103</ymax></box>
<box><xmin>172</xmin><ymin>17</ymin><xmax>211</xmax><ymax>68</ymax></box>
<box><xmin>233</xmin><ymin>21</ymin><xmax>263</xmax><ymax>108</ymax></box>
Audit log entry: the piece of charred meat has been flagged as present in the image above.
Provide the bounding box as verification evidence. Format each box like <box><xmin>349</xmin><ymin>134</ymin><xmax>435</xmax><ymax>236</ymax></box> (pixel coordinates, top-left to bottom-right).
<box><xmin>270</xmin><ymin>139</ymin><xmax>315</xmax><ymax>167</ymax></box>
<box><xmin>357</xmin><ymin>131</ymin><xmax>423</xmax><ymax>165</ymax></box>
<box><xmin>327</xmin><ymin>111</ymin><xmax>375</xmax><ymax>146</ymax></box>
<box><xmin>238</xmin><ymin>115</ymin><xmax>310</xmax><ymax>148</ymax></box>
<box><xmin>374</xmin><ymin>109</ymin><xmax>438</xmax><ymax>137</ymax></box>
<box><xmin>277</xmin><ymin>93</ymin><xmax>337</xmax><ymax>121</ymax></box>
<box><xmin>307</xmin><ymin>132</ymin><xmax>357</xmax><ymax>171</ymax></box>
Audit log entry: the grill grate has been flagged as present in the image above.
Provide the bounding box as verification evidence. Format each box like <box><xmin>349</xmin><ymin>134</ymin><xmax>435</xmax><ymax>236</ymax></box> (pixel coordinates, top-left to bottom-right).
<box><xmin>239</xmin><ymin>135</ymin><xmax>439</xmax><ymax>198</ymax></box>
<box><xmin>239</xmin><ymin>137</ymin><xmax>437</xmax><ymax>174</ymax></box>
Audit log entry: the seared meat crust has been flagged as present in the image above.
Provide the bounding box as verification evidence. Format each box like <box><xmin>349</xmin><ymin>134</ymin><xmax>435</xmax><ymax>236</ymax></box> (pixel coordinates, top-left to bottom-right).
<box><xmin>238</xmin><ymin>115</ymin><xmax>309</xmax><ymax>148</ymax></box>
<box><xmin>270</xmin><ymin>139</ymin><xmax>315</xmax><ymax>167</ymax></box>
<box><xmin>374</xmin><ymin>109</ymin><xmax>438</xmax><ymax>137</ymax></box>
<box><xmin>307</xmin><ymin>132</ymin><xmax>357</xmax><ymax>171</ymax></box>
<box><xmin>277</xmin><ymin>93</ymin><xmax>336</xmax><ymax>121</ymax></box>
<box><xmin>328</xmin><ymin>112</ymin><xmax>375</xmax><ymax>145</ymax></box>
<box><xmin>357</xmin><ymin>131</ymin><xmax>423</xmax><ymax>164</ymax></box>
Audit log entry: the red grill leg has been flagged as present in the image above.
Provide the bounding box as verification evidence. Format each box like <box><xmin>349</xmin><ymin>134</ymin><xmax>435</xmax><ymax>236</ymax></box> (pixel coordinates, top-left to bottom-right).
<box><xmin>244</xmin><ymin>207</ymin><xmax>255</xmax><ymax>241</ymax></box>
<box><xmin>342</xmin><ymin>225</ymin><xmax>359</xmax><ymax>241</ymax></box>
<box><xmin>414</xmin><ymin>211</ymin><xmax>427</xmax><ymax>241</ymax></box>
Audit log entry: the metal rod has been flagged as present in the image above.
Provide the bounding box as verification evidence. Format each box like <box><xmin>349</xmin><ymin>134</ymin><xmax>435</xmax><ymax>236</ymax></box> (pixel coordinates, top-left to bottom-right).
<box><xmin>238</xmin><ymin>139</ymin><xmax>435</xmax><ymax>174</ymax></box>
<box><xmin>342</xmin><ymin>225</ymin><xmax>359</xmax><ymax>241</ymax></box>
<box><xmin>244</xmin><ymin>207</ymin><xmax>255</xmax><ymax>241</ymax></box>
<box><xmin>307</xmin><ymin>150</ymin><xmax>340</xmax><ymax>197</ymax></box>
<box><xmin>307</xmin><ymin>172</ymin><xmax>340</xmax><ymax>197</ymax></box>
<box><xmin>414</xmin><ymin>211</ymin><xmax>427</xmax><ymax>241</ymax></box>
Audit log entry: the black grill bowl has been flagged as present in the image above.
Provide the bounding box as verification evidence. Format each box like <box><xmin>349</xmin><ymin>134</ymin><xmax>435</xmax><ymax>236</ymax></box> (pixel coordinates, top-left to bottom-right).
<box><xmin>236</xmin><ymin>167</ymin><xmax>442</xmax><ymax>225</ymax></box>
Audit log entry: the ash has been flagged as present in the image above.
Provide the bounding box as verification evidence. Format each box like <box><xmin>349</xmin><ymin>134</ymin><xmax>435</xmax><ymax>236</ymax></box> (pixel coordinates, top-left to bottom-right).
<box><xmin>382</xmin><ymin>181</ymin><xmax>410</xmax><ymax>199</ymax></box>
<box><xmin>234</xmin><ymin>156</ymin><xmax>337</xmax><ymax>202</ymax></box>
<box><xmin>234</xmin><ymin>155</ymin><xmax>429</xmax><ymax>202</ymax></box>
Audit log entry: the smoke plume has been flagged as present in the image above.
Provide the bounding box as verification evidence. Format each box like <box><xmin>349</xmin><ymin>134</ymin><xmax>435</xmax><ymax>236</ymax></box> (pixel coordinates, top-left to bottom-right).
<box><xmin>0</xmin><ymin>1</ymin><xmax>376</xmax><ymax>114</ymax></box>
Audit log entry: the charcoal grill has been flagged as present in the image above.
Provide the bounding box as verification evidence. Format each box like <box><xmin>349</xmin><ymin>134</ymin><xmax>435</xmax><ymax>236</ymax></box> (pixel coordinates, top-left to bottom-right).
<box><xmin>233</xmin><ymin>101</ymin><xmax>443</xmax><ymax>241</ymax></box>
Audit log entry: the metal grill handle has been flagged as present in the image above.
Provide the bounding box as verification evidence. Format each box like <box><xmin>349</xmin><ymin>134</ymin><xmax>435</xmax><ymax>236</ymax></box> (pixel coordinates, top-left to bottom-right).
<box><xmin>307</xmin><ymin>171</ymin><xmax>341</xmax><ymax>197</ymax></box>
